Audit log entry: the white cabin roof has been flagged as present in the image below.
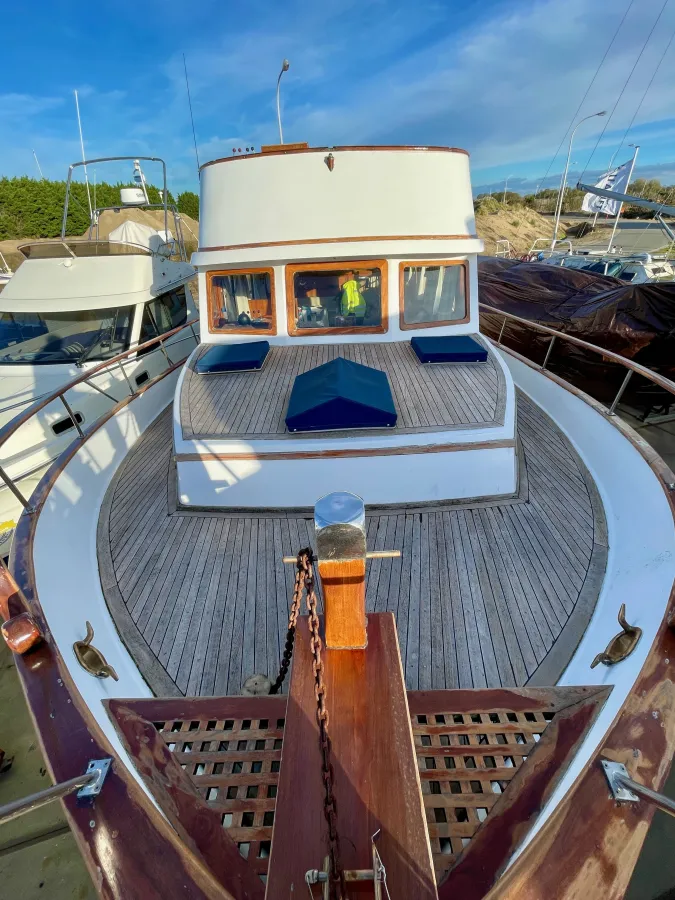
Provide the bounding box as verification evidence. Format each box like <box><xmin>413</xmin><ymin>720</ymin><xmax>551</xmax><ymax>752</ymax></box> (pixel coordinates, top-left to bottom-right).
<box><xmin>0</xmin><ymin>254</ymin><xmax>194</xmax><ymax>312</ymax></box>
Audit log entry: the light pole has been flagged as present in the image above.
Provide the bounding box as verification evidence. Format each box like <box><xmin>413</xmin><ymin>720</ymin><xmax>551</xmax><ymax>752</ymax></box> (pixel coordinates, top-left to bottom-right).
<box><xmin>502</xmin><ymin>174</ymin><xmax>515</xmax><ymax>205</ymax></box>
<box><xmin>551</xmin><ymin>110</ymin><xmax>606</xmax><ymax>249</ymax></box>
<box><xmin>276</xmin><ymin>59</ymin><xmax>290</xmax><ymax>144</ymax></box>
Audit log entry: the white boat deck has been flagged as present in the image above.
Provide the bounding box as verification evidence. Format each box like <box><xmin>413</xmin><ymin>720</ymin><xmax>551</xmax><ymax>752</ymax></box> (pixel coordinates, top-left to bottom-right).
<box><xmin>98</xmin><ymin>392</ymin><xmax>606</xmax><ymax>697</ymax></box>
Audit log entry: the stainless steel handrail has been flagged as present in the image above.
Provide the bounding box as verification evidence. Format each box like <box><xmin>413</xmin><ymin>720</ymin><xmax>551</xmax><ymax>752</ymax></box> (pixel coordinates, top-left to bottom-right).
<box><xmin>480</xmin><ymin>303</ymin><xmax>675</xmax><ymax>411</ymax></box>
<box><xmin>0</xmin><ymin>319</ymin><xmax>198</xmax><ymax>510</ymax></box>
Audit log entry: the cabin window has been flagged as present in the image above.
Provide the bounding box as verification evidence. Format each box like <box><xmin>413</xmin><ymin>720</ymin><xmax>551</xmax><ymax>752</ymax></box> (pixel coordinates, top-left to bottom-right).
<box><xmin>399</xmin><ymin>260</ymin><xmax>468</xmax><ymax>329</ymax></box>
<box><xmin>286</xmin><ymin>261</ymin><xmax>387</xmax><ymax>335</ymax></box>
<box><xmin>0</xmin><ymin>308</ymin><xmax>133</xmax><ymax>365</ymax></box>
<box><xmin>207</xmin><ymin>268</ymin><xmax>276</xmax><ymax>334</ymax></box>
<box><xmin>139</xmin><ymin>286</ymin><xmax>188</xmax><ymax>345</ymax></box>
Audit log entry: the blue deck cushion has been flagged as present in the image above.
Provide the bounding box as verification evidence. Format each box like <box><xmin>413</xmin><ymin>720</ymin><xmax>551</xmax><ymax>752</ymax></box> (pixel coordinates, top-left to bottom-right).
<box><xmin>411</xmin><ymin>335</ymin><xmax>488</xmax><ymax>364</ymax></box>
<box><xmin>195</xmin><ymin>341</ymin><xmax>269</xmax><ymax>374</ymax></box>
<box><xmin>285</xmin><ymin>357</ymin><xmax>397</xmax><ymax>432</ymax></box>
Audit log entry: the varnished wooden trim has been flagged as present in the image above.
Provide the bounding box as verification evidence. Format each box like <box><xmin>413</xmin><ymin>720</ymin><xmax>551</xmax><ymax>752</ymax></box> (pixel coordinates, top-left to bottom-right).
<box><xmin>199</xmin><ymin>234</ymin><xmax>478</xmax><ymax>253</ymax></box>
<box><xmin>284</xmin><ymin>258</ymin><xmax>388</xmax><ymax>336</ymax></box>
<box><xmin>175</xmin><ymin>438</ymin><xmax>516</xmax><ymax>463</ymax></box>
<box><xmin>200</xmin><ymin>144</ymin><xmax>470</xmax><ymax>170</ymax></box>
<box><xmin>398</xmin><ymin>259</ymin><xmax>470</xmax><ymax>330</ymax></box>
<box><xmin>206</xmin><ymin>266</ymin><xmax>277</xmax><ymax>336</ymax></box>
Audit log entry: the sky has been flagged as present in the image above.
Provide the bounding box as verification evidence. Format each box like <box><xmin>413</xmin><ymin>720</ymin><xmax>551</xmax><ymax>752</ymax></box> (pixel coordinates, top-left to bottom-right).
<box><xmin>2</xmin><ymin>0</ymin><xmax>675</xmax><ymax>196</ymax></box>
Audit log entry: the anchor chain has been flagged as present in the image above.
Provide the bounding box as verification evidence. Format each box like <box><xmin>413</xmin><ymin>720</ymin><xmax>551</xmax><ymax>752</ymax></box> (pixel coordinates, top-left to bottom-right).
<box><xmin>271</xmin><ymin>549</ymin><xmax>346</xmax><ymax>899</ymax></box>
<box><xmin>269</xmin><ymin>549</ymin><xmax>309</xmax><ymax>695</ymax></box>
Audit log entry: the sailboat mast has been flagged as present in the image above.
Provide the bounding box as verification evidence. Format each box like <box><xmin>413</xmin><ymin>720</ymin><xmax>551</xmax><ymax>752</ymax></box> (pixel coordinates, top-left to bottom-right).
<box><xmin>606</xmin><ymin>146</ymin><xmax>639</xmax><ymax>252</ymax></box>
<box><xmin>74</xmin><ymin>90</ymin><xmax>93</xmax><ymax>220</ymax></box>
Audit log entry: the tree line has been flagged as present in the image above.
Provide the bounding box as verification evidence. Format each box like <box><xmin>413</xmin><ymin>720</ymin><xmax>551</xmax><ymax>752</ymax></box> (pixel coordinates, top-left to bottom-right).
<box><xmin>475</xmin><ymin>178</ymin><xmax>675</xmax><ymax>218</ymax></box>
<box><xmin>0</xmin><ymin>177</ymin><xmax>199</xmax><ymax>240</ymax></box>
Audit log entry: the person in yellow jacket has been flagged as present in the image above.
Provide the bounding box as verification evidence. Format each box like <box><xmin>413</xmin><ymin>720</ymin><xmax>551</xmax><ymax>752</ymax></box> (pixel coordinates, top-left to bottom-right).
<box><xmin>340</xmin><ymin>272</ymin><xmax>366</xmax><ymax>324</ymax></box>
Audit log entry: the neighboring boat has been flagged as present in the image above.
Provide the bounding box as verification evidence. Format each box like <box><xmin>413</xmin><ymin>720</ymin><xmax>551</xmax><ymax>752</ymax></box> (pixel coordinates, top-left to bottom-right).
<box><xmin>539</xmin><ymin>249</ymin><xmax>675</xmax><ymax>283</ymax></box>
<box><xmin>0</xmin><ymin>156</ymin><xmax>197</xmax><ymax>553</ymax></box>
<box><xmin>1</xmin><ymin>144</ymin><xmax>675</xmax><ymax>900</ymax></box>
<box><xmin>0</xmin><ymin>251</ymin><xmax>12</xmax><ymax>289</ymax></box>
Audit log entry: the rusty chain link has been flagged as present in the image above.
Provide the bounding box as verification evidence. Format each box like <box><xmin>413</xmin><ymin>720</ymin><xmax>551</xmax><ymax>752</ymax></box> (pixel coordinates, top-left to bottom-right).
<box><xmin>270</xmin><ymin>549</ymin><xmax>346</xmax><ymax>899</ymax></box>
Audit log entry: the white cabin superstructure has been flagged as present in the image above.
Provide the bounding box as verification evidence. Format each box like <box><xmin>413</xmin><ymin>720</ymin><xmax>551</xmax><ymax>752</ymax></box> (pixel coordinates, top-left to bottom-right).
<box><xmin>176</xmin><ymin>146</ymin><xmax>516</xmax><ymax>508</ymax></box>
<box><xmin>0</xmin><ymin>156</ymin><xmax>197</xmax><ymax>552</ymax></box>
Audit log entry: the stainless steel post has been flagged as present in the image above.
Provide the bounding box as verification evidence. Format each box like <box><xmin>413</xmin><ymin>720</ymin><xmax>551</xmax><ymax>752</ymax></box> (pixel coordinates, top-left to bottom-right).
<box><xmin>497</xmin><ymin>318</ymin><xmax>507</xmax><ymax>346</ymax></box>
<box><xmin>541</xmin><ymin>335</ymin><xmax>557</xmax><ymax>370</ymax></box>
<box><xmin>59</xmin><ymin>395</ymin><xmax>84</xmax><ymax>438</ymax></box>
<box><xmin>0</xmin><ymin>464</ymin><xmax>33</xmax><ymax>513</ymax></box>
<box><xmin>117</xmin><ymin>360</ymin><xmax>135</xmax><ymax>395</ymax></box>
<box><xmin>608</xmin><ymin>370</ymin><xmax>633</xmax><ymax>415</ymax></box>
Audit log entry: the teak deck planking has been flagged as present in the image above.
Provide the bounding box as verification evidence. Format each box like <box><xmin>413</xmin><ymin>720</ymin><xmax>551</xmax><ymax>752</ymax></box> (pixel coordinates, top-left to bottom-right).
<box><xmin>180</xmin><ymin>338</ymin><xmax>505</xmax><ymax>439</ymax></box>
<box><xmin>98</xmin><ymin>391</ymin><xmax>607</xmax><ymax>699</ymax></box>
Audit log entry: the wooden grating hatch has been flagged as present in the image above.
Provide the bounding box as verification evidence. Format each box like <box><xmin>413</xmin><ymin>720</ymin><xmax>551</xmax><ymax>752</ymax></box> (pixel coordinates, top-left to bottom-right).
<box><xmin>412</xmin><ymin>705</ymin><xmax>554</xmax><ymax>880</ymax></box>
<box><xmin>108</xmin><ymin>686</ymin><xmax>608</xmax><ymax>896</ymax></box>
<box><xmin>154</xmin><ymin>712</ymin><xmax>284</xmax><ymax>881</ymax></box>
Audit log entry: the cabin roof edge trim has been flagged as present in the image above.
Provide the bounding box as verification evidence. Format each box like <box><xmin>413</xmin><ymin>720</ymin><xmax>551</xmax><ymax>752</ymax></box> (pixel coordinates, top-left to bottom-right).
<box><xmin>200</xmin><ymin>144</ymin><xmax>470</xmax><ymax>170</ymax></box>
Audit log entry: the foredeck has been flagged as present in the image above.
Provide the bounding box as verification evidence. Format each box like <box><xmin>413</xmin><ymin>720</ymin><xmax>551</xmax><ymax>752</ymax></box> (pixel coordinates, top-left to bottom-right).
<box><xmin>98</xmin><ymin>391</ymin><xmax>606</xmax><ymax>697</ymax></box>
<box><xmin>180</xmin><ymin>338</ymin><xmax>505</xmax><ymax>440</ymax></box>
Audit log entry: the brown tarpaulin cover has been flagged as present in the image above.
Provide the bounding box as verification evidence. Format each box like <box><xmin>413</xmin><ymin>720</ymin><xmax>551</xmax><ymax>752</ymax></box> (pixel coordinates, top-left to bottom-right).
<box><xmin>478</xmin><ymin>258</ymin><xmax>675</xmax><ymax>414</ymax></box>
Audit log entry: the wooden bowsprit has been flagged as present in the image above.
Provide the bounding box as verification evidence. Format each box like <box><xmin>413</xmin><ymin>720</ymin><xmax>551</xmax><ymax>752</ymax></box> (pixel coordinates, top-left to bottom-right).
<box><xmin>266</xmin><ymin>492</ymin><xmax>438</xmax><ymax>899</ymax></box>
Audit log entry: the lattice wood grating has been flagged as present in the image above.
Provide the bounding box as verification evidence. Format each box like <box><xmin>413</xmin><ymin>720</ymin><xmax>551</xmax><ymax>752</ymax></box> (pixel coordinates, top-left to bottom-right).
<box><xmin>412</xmin><ymin>706</ymin><xmax>555</xmax><ymax>882</ymax></box>
<box><xmin>154</xmin><ymin>713</ymin><xmax>284</xmax><ymax>880</ymax></box>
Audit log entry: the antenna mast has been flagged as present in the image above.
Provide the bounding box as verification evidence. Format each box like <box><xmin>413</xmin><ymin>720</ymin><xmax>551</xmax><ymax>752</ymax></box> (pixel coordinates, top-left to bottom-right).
<box><xmin>183</xmin><ymin>54</ymin><xmax>200</xmax><ymax>173</ymax></box>
<box><xmin>74</xmin><ymin>90</ymin><xmax>93</xmax><ymax>219</ymax></box>
<box><xmin>32</xmin><ymin>150</ymin><xmax>44</xmax><ymax>179</ymax></box>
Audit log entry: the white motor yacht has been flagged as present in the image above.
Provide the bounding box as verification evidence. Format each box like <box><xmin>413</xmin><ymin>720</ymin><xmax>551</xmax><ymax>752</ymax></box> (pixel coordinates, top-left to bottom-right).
<box><xmin>0</xmin><ymin>143</ymin><xmax>674</xmax><ymax>900</ymax></box>
<box><xmin>0</xmin><ymin>156</ymin><xmax>197</xmax><ymax>552</ymax></box>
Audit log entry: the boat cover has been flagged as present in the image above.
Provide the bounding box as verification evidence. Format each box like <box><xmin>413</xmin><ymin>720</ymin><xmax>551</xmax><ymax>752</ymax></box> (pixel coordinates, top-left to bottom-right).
<box><xmin>411</xmin><ymin>335</ymin><xmax>487</xmax><ymax>364</ymax></box>
<box><xmin>108</xmin><ymin>221</ymin><xmax>173</xmax><ymax>253</ymax></box>
<box><xmin>285</xmin><ymin>356</ymin><xmax>397</xmax><ymax>432</ymax></box>
<box><xmin>478</xmin><ymin>257</ymin><xmax>675</xmax><ymax>412</ymax></box>
<box><xmin>195</xmin><ymin>341</ymin><xmax>270</xmax><ymax>374</ymax></box>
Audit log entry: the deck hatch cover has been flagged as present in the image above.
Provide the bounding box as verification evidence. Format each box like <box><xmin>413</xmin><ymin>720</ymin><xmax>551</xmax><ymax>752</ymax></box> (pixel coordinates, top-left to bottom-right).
<box><xmin>411</xmin><ymin>335</ymin><xmax>487</xmax><ymax>364</ymax></box>
<box><xmin>285</xmin><ymin>356</ymin><xmax>397</xmax><ymax>432</ymax></box>
<box><xmin>195</xmin><ymin>340</ymin><xmax>270</xmax><ymax>374</ymax></box>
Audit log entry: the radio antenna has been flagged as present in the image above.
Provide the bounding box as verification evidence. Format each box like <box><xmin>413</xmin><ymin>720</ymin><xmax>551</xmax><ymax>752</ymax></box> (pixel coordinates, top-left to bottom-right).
<box><xmin>183</xmin><ymin>54</ymin><xmax>200</xmax><ymax>173</ymax></box>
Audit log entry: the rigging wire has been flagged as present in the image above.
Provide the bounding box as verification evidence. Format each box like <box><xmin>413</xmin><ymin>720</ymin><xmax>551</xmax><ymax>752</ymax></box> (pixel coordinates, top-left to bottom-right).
<box><xmin>534</xmin><ymin>0</ymin><xmax>634</xmax><ymax>197</ymax></box>
<box><xmin>578</xmin><ymin>0</ymin><xmax>670</xmax><ymax>183</ymax></box>
<box><xmin>609</xmin><ymin>21</ymin><xmax>675</xmax><ymax>168</ymax></box>
<box><xmin>183</xmin><ymin>53</ymin><xmax>201</xmax><ymax>174</ymax></box>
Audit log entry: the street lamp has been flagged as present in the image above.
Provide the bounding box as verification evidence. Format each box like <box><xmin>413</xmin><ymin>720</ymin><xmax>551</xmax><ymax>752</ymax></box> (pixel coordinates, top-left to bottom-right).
<box><xmin>551</xmin><ymin>110</ymin><xmax>606</xmax><ymax>249</ymax></box>
<box><xmin>276</xmin><ymin>59</ymin><xmax>290</xmax><ymax>144</ymax></box>
<box><xmin>503</xmin><ymin>174</ymin><xmax>516</xmax><ymax>205</ymax></box>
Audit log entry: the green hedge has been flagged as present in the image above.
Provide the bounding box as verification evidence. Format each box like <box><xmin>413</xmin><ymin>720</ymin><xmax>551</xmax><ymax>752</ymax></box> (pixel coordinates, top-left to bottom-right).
<box><xmin>0</xmin><ymin>178</ymin><xmax>199</xmax><ymax>240</ymax></box>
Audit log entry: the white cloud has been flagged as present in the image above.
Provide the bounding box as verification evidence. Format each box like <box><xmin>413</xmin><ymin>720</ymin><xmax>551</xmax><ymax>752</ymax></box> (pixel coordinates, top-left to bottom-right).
<box><xmin>3</xmin><ymin>0</ymin><xmax>675</xmax><ymax>193</ymax></box>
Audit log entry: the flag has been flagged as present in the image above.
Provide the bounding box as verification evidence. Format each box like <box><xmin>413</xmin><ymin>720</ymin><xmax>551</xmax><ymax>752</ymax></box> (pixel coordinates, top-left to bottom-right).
<box><xmin>581</xmin><ymin>159</ymin><xmax>634</xmax><ymax>216</ymax></box>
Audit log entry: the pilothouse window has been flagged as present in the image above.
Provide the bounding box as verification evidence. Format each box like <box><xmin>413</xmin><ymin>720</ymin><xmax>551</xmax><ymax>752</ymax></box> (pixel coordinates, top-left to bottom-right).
<box><xmin>286</xmin><ymin>261</ymin><xmax>386</xmax><ymax>335</ymax></box>
<box><xmin>0</xmin><ymin>308</ymin><xmax>132</xmax><ymax>364</ymax></box>
<box><xmin>207</xmin><ymin>269</ymin><xmax>276</xmax><ymax>334</ymax></box>
<box><xmin>400</xmin><ymin>261</ymin><xmax>468</xmax><ymax>329</ymax></box>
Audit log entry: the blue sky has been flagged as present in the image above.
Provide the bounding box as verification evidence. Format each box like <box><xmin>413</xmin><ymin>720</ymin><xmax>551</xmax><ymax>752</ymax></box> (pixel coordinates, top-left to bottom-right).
<box><xmin>3</xmin><ymin>0</ymin><xmax>675</xmax><ymax>195</ymax></box>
